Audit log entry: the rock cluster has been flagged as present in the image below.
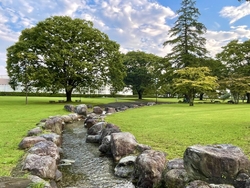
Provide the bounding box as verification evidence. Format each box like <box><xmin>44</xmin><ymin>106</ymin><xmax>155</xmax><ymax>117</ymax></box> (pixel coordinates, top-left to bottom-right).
<box><xmin>81</xmin><ymin>103</ymin><xmax>250</xmax><ymax>188</ymax></box>
<box><xmin>14</xmin><ymin>106</ymin><xmax>85</xmax><ymax>188</ymax></box>
<box><xmin>9</xmin><ymin>102</ymin><xmax>250</xmax><ymax>188</ymax></box>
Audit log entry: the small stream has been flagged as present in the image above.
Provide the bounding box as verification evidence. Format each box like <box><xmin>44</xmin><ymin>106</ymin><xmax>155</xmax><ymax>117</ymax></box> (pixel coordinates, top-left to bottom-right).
<box><xmin>57</xmin><ymin>121</ymin><xmax>134</xmax><ymax>188</ymax></box>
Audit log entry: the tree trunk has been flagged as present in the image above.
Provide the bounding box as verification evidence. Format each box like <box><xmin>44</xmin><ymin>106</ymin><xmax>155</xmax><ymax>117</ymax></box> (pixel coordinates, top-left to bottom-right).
<box><xmin>188</xmin><ymin>92</ymin><xmax>194</xmax><ymax>106</ymax></box>
<box><xmin>189</xmin><ymin>97</ymin><xmax>194</xmax><ymax>106</ymax></box>
<box><xmin>199</xmin><ymin>93</ymin><xmax>204</xmax><ymax>100</ymax></box>
<box><xmin>183</xmin><ymin>94</ymin><xmax>190</xmax><ymax>103</ymax></box>
<box><xmin>138</xmin><ymin>91</ymin><xmax>143</xmax><ymax>99</ymax></box>
<box><xmin>66</xmin><ymin>89</ymin><xmax>73</xmax><ymax>102</ymax></box>
<box><xmin>247</xmin><ymin>93</ymin><xmax>250</xmax><ymax>103</ymax></box>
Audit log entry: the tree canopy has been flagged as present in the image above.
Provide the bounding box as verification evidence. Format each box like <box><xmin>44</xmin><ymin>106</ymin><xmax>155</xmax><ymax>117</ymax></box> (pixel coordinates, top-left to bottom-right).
<box><xmin>163</xmin><ymin>0</ymin><xmax>207</xmax><ymax>68</ymax></box>
<box><xmin>216</xmin><ymin>39</ymin><xmax>250</xmax><ymax>103</ymax></box>
<box><xmin>173</xmin><ymin>67</ymin><xmax>218</xmax><ymax>106</ymax></box>
<box><xmin>6</xmin><ymin>16</ymin><xmax>125</xmax><ymax>102</ymax></box>
<box><xmin>123</xmin><ymin>51</ymin><xmax>162</xmax><ymax>99</ymax></box>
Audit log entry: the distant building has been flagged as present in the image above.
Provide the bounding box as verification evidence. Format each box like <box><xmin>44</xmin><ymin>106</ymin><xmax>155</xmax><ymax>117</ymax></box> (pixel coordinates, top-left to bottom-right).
<box><xmin>0</xmin><ymin>75</ymin><xmax>132</xmax><ymax>95</ymax></box>
<box><xmin>0</xmin><ymin>75</ymin><xmax>20</xmax><ymax>92</ymax></box>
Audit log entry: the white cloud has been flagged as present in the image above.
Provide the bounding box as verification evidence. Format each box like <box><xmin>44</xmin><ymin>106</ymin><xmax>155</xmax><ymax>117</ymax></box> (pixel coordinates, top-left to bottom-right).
<box><xmin>77</xmin><ymin>0</ymin><xmax>176</xmax><ymax>57</ymax></box>
<box><xmin>220</xmin><ymin>2</ymin><xmax>250</xmax><ymax>24</ymax></box>
<box><xmin>205</xmin><ymin>26</ymin><xmax>250</xmax><ymax>57</ymax></box>
<box><xmin>0</xmin><ymin>0</ymin><xmax>250</xmax><ymax>77</ymax></box>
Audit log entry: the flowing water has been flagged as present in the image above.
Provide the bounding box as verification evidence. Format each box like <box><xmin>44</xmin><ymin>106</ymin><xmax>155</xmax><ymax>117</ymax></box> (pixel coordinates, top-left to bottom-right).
<box><xmin>57</xmin><ymin>121</ymin><xmax>134</xmax><ymax>188</ymax></box>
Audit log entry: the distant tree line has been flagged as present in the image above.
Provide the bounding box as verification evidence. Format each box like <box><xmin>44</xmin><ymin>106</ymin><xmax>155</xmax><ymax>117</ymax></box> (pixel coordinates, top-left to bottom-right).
<box><xmin>6</xmin><ymin>0</ymin><xmax>250</xmax><ymax>106</ymax></box>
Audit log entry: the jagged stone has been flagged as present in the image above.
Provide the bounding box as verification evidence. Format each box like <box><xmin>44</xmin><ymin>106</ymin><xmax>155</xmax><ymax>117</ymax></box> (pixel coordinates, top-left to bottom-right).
<box><xmin>99</xmin><ymin>135</ymin><xmax>111</xmax><ymax>154</ymax></box>
<box><xmin>27</xmin><ymin>127</ymin><xmax>42</xmax><ymax>136</ymax></box>
<box><xmin>44</xmin><ymin>116</ymin><xmax>64</xmax><ymax>135</ymax></box>
<box><xmin>87</xmin><ymin>121</ymin><xmax>105</xmax><ymax>135</ymax></box>
<box><xmin>40</xmin><ymin>133</ymin><xmax>61</xmax><ymax>146</ymax></box>
<box><xmin>114</xmin><ymin>155</ymin><xmax>137</xmax><ymax>178</ymax></box>
<box><xmin>133</xmin><ymin>149</ymin><xmax>167</xmax><ymax>187</ymax></box>
<box><xmin>110</xmin><ymin>132</ymin><xmax>138</xmax><ymax>161</ymax></box>
<box><xmin>184</xmin><ymin>144</ymin><xmax>250</xmax><ymax>186</ymax></box>
<box><xmin>18</xmin><ymin>136</ymin><xmax>46</xmax><ymax>149</ymax></box>
<box><xmin>28</xmin><ymin>140</ymin><xmax>60</xmax><ymax>161</ymax></box>
<box><xmin>0</xmin><ymin>177</ymin><xmax>32</xmax><ymax>188</ymax></box>
<box><xmin>75</xmin><ymin>104</ymin><xmax>88</xmax><ymax>116</ymax></box>
<box><xmin>93</xmin><ymin>106</ymin><xmax>103</xmax><ymax>114</ymax></box>
<box><xmin>64</xmin><ymin>104</ymin><xmax>75</xmax><ymax>112</ymax></box>
<box><xmin>23</xmin><ymin>154</ymin><xmax>57</xmax><ymax>179</ymax></box>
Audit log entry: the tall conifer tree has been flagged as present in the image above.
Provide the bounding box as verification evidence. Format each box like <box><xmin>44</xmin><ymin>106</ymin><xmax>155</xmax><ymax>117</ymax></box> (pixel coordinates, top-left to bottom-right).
<box><xmin>164</xmin><ymin>0</ymin><xmax>207</xmax><ymax>68</ymax></box>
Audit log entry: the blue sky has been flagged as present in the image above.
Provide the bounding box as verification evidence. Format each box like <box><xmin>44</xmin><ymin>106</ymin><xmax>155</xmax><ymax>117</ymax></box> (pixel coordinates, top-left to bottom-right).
<box><xmin>0</xmin><ymin>0</ymin><xmax>250</xmax><ymax>75</ymax></box>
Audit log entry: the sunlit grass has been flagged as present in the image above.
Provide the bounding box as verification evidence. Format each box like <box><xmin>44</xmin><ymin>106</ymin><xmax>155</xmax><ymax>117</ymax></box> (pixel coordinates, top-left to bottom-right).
<box><xmin>0</xmin><ymin>96</ymin><xmax>155</xmax><ymax>176</ymax></box>
<box><xmin>106</xmin><ymin>103</ymin><xmax>250</xmax><ymax>159</ymax></box>
<box><xmin>1</xmin><ymin>96</ymin><xmax>249</xmax><ymax>176</ymax></box>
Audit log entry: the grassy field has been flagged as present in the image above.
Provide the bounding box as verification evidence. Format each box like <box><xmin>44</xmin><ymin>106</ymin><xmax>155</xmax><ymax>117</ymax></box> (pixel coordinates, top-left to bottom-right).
<box><xmin>1</xmin><ymin>96</ymin><xmax>250</xmax><ymax>176</ymax></box>
<box><xmin>0</xmin><ymin>95</ymin><xmax>154</xmax><ymax>176</ymax></box>
<box><xmin>106</xmin><ymin>103</ymin><xmax>250</xmax><ymax>160</ymax></box>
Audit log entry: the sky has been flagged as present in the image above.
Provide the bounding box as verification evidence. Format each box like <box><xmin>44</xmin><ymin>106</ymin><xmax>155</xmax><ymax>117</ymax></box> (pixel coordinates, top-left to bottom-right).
<box><xmin>0</xmin><ymin>0</ymin><xmax>250</xmax><ymax>76</ymax></box>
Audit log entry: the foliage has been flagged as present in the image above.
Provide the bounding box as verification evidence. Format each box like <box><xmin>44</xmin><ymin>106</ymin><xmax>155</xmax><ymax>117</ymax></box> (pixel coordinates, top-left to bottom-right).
<box><xmin>216</xmin><ymin>40</ymin><xmax>250</xmax><ymax>75</ymax></box>
<box><xmin>123</xmin><ymin>51</ymin><xmax>162</xmax><ymax>99</ymax></box>
<box><xmin>216</xmin><ymin>39</ymin><xmax>250</xmax><ymax>103</ymax></box>
<box><xmin>173</xmin><ymin>67</ymin><xmax>218</xmax><ymax>106</ymax></box>
<box><xmin>6</xmin><ymin>16</ymin><xmax>125</xmax><ymax>102</ymax></box>
<box><xmin>219</xmin><ymin>76</ymin><xmax>250</xmax><ymax>104</ymax></box>
<box><xmin>163</xmin><ymin>0</ymin><xmax>207</xmax><ymax>68</ymax></box>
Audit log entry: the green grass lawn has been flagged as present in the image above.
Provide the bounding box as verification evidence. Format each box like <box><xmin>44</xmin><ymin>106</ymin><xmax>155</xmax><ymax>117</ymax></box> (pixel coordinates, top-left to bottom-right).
<box><xmin>106</xmin><ymin>103</ymin><xmax>250</xmax><ymax>160</ymax></box>
<box><xmin>0</xmin><ymin>95</ymin><xmax>148</xmax><ymax>176</ymax></box>
<box><xmin>1</xmin><ymin>96</ymin><xmax>250</xmax><ymax>176</ymax></box>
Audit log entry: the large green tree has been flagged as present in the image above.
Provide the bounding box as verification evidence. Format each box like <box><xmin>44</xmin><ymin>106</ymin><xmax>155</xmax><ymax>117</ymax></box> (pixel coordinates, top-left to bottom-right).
<box><xmin>173</xmin><ymin>67</ymin><xmax>218</xmax><ymax>106</ymax></box>
<box><xmin>7</xmin><ymin>16</ymin><xmax>125</xmax><ymax>102</ymax></box>
<box><xmin>163</xmin><ymin>0</ymin><xmax>207</xmax><ymax>68</ymax></box>
<box><xmin>216</xmin><ymin>39</ymin><xmax>250</xmax><ymax>103</ymax></box>
<box><xmin>123</xmin><ymin>51</ymin><xmax>162</xmax><ymax>99</ymax></box>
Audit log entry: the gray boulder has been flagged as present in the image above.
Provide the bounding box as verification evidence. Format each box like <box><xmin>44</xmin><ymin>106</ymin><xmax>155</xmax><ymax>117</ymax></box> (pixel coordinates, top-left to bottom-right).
<box><xmin>61</xmin><ymin>114</ymin><xmax>73</xmax><ymax>123</ymax></box>
<box><xmin>75</xmin><ymin>104</ymin><xmax>88</xmax><ymax>116</ymax></box>
<box><xmin>40</xmin><ymin>133</ymin><xmax>61</xmax><ymax>146</ymax></box>
<box><xmin>99</xmin><ymin>126</ymin><xmax>121</xmax><ymax>144</ymax></box>
<box><xmin>86</xmin><ymin>134</ymin><xmax>101</xmax><ymax>143</ymax></box>
<box><xmin>87</xmin><ymin>121</ymin><xmax>106</xmax><ymax>135</ymax></box>
<box><xmin>167</xmin><ymin>158</ymin><xmax>185</xmax><ymax>171</ymax></box>
<box><xmin>44</xmin><ymin>116</ymin><xmax>64</xmax><ymax>135</ymax></box>
<box><xmin>99</xmin><ymin>135</ymin><xmax>111</xmax><ymax>154</ymax></box>
<box><xmin>133</xmin><ymin>149</ymin><xmax>167</xmax><ymax>188</ymax></box>
<box><xmin>164</xmin><ymin>168</ymin><xmax>189</xmax><ymax>188</ymax></box>
<box><xmin>105</xmin><ymin>107</ymin><xmax>116</xmax><ymax>114</ymax></box>
<box><xmin>163</xmin><ymin>158</ymin><xmax>189</xmax><ymax>188</ymax></box>
<box><xmin>184</xmin><ymin>144</ymin><xmax>250</xmax><ymax>186</ymax></box>
<box><xmin>114</xmin><ymin>155</ymin><xmax>137</xmax><ymax>178</ymax></box>
<box><xmin>185</xmin><ymin>180</ymin><xmax>211</xmax><ymax>188</ymax></box>
<box><xmin>136</xmin><ymin>143</ymin><xmax>151</xmax><ymax>153</ymax></box>
<box><xmin>23</xmin><ymin>154</ymin><xmax>57</xmax><ymax>179</ymax></box>
<box><xmin>68</xmin><ymin>113</ymin><xmax>81</xmax><ymax>121</ymax></box>
<box><xmin>18</xmin><ymin>136</ymin><xmax>46</xmax><ymax>149</ymax></box>
<box><xmin>28</xmin><ymin>140</ymin><xmax>60</xmax><ymax>161</ymax></box>
<box><xmin>27</xmin><ymin>127</ymin><xmax>42</xmax><ymax>136</ymax></box>
<box><xmin>93</xmin><ymin>106</ymin><xmax>103</xmax><ymax>114</ymax></box>
<box><xmin>0</xmin><ymin>177</ymin><xmax>32</xmax><ymax>188</ymax></box>
<box><xmin>110</xmin><ymin>132</ymin><xmax>138</xmax><ymax>161</ymax></box>
<box><xmin>84</xmin><ymin>117</ymin><xmax>97</xmax><ymax>129</ymax></box>
<box><xmin>64</xmin><ymin>104</ymin><xmax>75</xmax><ymax>112</ymax></box>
